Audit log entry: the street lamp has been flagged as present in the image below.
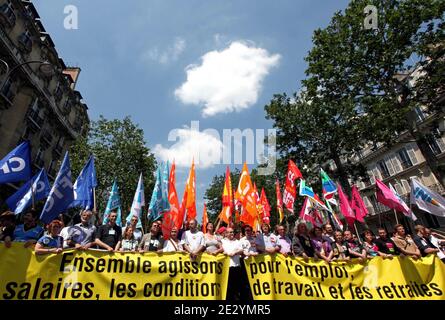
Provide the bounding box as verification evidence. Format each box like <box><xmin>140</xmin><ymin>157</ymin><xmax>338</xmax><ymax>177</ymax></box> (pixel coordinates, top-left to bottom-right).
<box><xmin>0</xmin><ymin>59</ymin><xmax>57</xmax><ymax>93</ymax></box>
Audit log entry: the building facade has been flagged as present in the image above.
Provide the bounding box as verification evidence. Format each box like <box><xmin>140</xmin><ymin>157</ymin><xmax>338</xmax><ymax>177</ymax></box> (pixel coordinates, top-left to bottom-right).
<box><xmin>354</xmin><ymin>111</ymin><xmax>445</xmax><ymax>233</ymax></box>
<box><xmin>0</xmin><ymin>0</ymin><xmax>89</xmax><ymax>198</ymax></box>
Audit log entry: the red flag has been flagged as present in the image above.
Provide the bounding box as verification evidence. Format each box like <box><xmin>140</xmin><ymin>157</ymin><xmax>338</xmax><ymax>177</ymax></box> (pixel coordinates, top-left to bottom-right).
<box><xmin>185</xmin><ymin>160</ymin><xmax>196</xmax><ymax>221</ymax></box>
<box><xmin>337</xmin><ymin>183</ymin><xmax>356</xmax><ymax>228</ymax></box>
<box><xmin>162</xmin><ymin>161</ymin><xmax>180</xmax><ymax>239</ymax></box>
<box><xmin>218</xmin><ymin>166</ymin><xmax>233</xmax><ymax>224</ymax></box>
<box><xmin>350</xmin><ymin>185</ymin><xmax>367</xmax><ymax>223</ymax></box>
<box><xmin>283</xmin><ymin>160</ymin><xmax>303</xmax><ymax>213</ymax></box>
<box><xmin>260</xmin><ymin>188</ymin><xmax>271</xmax><ymax>223</ymax></box>
<box><xmin>275</xmin><ymin>179</ymin><xmax>284</xmax><ymax>223</ymax></box>
<box><xmin>202</xmin><ymin>204</ymin><xmax>208</xmax><ymax>233</ymax></box>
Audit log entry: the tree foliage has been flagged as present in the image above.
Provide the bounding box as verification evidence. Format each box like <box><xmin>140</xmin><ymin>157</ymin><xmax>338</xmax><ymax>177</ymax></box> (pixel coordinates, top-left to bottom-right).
<box><xmin>266</xmin><ymin>0</ymin><xmax>445</xmax><ymax>192</ymax></box>
<box><xmin>70</xmin><ymin>116</ymin><xmax>157</xmax><ymax>219</ymax></box>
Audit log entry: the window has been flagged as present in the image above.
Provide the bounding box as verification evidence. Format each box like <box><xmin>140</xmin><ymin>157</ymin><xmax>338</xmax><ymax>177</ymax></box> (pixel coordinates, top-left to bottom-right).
<box><xmin>401</xmin><ymin>180</ymin><xmax>411</xmax><ymax>194</ymax></box>
<box><xmin>426</xmin><ymin>134</ymin><xmax>442</xmax><ymax>155</ymax></box>
<box><xmin>48</xmin><ymin>160</ymin><xmax>57</xmax><ymax>176</ymax></box>
<box><xmin>394</xmin><ymin>183</ymin><xmax>405</xmax><ymax>196</ymax></box>
<box><xmin>0</xmin><ymin>1</ymin><xmax>16</xmax><ymax>27</ymax></box>
<box><xmin>414</xmin><ymin>106</ymin><xmax>426</xmax><ymax>122</ymax></box>
<box><xmin>0</xmin><ymin>77</ymin><xmax>15</xmax><ymax>101</ymax></box>
<box><xmin>397</xmin><ymin>148</ymin><xmax>413</xmax><ymax>169</ymax></box>
<box><xmin>377</xmin><ymin>160</ymin><xmax>390</xmax><ymax>178</ymax></box>
<box><xmin>18</xmin><ymin>30</ymin><xmax>33</xmax><ymax>53</ymax></box>
<box><xmin>369</xmin><ymin>194</ymin><xmax>380</xmax><ymax>212</ymax></box>
<box><xmin>34</xmin><ymin>148</ymin><xmax>44</xmax><ymax>168</ymax></box>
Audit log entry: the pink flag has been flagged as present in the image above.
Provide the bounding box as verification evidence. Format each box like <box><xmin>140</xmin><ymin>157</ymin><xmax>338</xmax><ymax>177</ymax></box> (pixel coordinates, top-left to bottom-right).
<box><xmin>337</xmin><ymin>183</ymin><xmax>356</xmax><ymax>228</ymax></box>
<box><xmin>375</xmin><ymin>179</ymin><xmax>412</xmax><ymax>216</ymax></box>
<box><xmin>350</xmin><ymin>185</ymin><xmax>367</xmax><ymax>223</ymax></box>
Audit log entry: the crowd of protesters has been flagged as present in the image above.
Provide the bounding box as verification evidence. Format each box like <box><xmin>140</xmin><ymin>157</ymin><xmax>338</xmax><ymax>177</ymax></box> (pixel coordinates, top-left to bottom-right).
<box><xmin>1</xmin><ymin>208</ymin><xmax>445</xmax><ymax>299</ymax></box>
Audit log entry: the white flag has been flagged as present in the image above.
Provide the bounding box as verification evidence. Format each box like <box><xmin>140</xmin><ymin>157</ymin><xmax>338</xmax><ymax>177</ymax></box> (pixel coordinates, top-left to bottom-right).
<box><xmin>410</xmin><ymin>178</ymin><xmax>445</xmax><ymax>217</ymax></box>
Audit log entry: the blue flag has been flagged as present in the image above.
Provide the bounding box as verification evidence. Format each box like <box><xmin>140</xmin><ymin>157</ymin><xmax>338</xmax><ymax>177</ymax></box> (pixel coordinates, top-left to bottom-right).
<box><xmin>40</xmin><ymin>152</ymin><xmax>74</xmax><ymax>224</ymax></box>
<box><xmin>103</xmin><ymin>180</ymin><xmax>123</xmax><ymax>227</ymax></box>
<box><xmin>6</xmin><ymin>169</ymin><xmax>51</xmax><ymax>214</ymax></box>
<box><xmin>70</xmin><ymin>155</ymin><xmax>97</xmax><ymax>210</ymax></box>
<box><xmin>126</xmin><ymin>173</ymin><xmax>145</xmax><ymax>228</ymax></box>
<box><xmin>148</xmin><ymin>162</ymin><xmax>170</xmax><ymax>221</ymax></box>
<box><xmin>0</xmin><ymin>141</ymin><xmax>31</xmax><ymax>184</ymax></box>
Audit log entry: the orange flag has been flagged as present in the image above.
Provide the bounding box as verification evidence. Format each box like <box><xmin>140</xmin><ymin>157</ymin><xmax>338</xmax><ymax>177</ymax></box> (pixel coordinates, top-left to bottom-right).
<box><xmin>162</xmin><ymin>161</ymin><xmax>181</xmax><ymax>238</ymax></box>
<box><xmin>202</xmin><ymin>204</ymin><xmax>208</xmax><ymax>233</ymax></box>
<box><xmin>185</xmin><ymin>160</ymin><xmax>197</xmax><ymax>221</ymax></box>
<box><xmin>218</xmin><ymin>166</ymin><xmax>233</xmax><ymax>224</ymax></box>
<box><xmin>235</xmin><ymin>163</ymin><xmax>257</xmax><ymax>228</ymax></box>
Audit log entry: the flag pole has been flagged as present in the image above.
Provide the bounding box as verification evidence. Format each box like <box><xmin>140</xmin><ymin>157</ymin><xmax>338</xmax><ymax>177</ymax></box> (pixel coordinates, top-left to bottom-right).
<box><xmin>31</xmin><ymin>177</ymin><xmax>35</xmax><ymax>209</ymax></box>
<box><xmin>93</xmin><ymin>187</ymin><xmax>97</xmax><ymax>213</ymax></box>
<box><xmin>354</xmin><ymin>222</ymin><xmax>362</xmax><ymax>244</ymax></box>
<box><xmin>378</xmin><ymin>210</ymin><xmax>382</xmax><ymax>227</ymax></box>
<box><xmin>393</xmin><ymin>209</ymin><xmax>399</xmax><ymax>225</ymax></box>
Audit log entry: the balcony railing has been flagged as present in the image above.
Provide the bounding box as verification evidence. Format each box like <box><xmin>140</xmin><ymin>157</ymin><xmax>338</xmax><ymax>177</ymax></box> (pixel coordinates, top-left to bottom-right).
<box><xmin>399</xmin><ymin>160</ymin><xmax>413</xmax><ymax>170</ymax></box>
<box><xmin>34</xmin><ymin>156</ymin><xmax>44</xmax><ymax>169</ymax></box>
<box><xmin>0</xmin><ymin>3</ymin><xmax>16</xmax><ymax>28</ymax></box>
<box><xmin>27</xmin><ymin>110</ymin><xmax>44</xmax><ymax>129</ymax></box>
<box><xmin>53</xmin><ymin>144</ymin><xmax>63</xmax><ymax>157</ymax></box>
<box><xmin>40</xmin><ymin>130</ymin><xmax>53</xmax><ymax>147</ymax></box>
<box><xmin>18</xmin><ymin>33</ymin><xmax>33</xmax><ymax>53</ymax></box>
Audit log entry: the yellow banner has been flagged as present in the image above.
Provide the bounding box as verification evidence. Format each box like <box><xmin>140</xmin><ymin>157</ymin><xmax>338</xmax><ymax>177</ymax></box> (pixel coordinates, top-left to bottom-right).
<box><xmin>0</xmin><ymin>243</ymin><xmax>230</xmax><ymax>300</ymax></box>
<box><xmin>244</xmin><ymin>254</ymin><xmax>445</xmax><ymax>300</ymax></box>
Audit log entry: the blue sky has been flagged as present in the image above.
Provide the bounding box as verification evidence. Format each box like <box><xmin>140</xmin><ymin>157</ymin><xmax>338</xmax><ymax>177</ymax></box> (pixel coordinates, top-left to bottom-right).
<box><xmin>33</xmin><ymin>0</ymin><xmax>350</xmax><ymax>220</ymax></box>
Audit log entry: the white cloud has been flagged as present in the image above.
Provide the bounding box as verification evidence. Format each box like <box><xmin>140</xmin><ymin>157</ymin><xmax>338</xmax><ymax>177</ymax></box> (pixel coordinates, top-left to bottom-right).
<box><xmin>141</xmin><ymin>37</ymin><xmax>186</xmax><ymax>65</ymax></box>
<box><xmin>153</xmin><ymin>127</ymin><xmax>224</xmax><ymax>169</ymax></box>
<box><xmin>175</xmin><ymin>41</ymin><xmax>281</xmax><ymax>117</ymax></box>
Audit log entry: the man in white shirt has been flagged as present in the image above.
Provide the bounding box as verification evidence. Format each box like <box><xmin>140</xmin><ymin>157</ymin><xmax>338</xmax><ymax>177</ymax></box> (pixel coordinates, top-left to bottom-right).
<box><xmin>239</xmin><ymin>225</ymin><xmax>259</xmax><ymax>257</ymax></box>
<box><xmin>222</xmin><ymin>227</ymin><xmax>246</xmax><ymax>300</ymax></box>
<box><xmin>123</xmin><ymin>215</ymin><xmax>143</xmax><ymax>243</ymax></box>
<box><xmin>181</xmin><ymin>219</ymin><xmax>205</xmax><ymax>260</ymax></box>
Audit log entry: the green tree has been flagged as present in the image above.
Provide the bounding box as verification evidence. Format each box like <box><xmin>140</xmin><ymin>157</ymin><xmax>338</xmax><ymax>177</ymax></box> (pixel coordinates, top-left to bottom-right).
<box><xmin>266</xmin><ymin>0</ymin><xmax>445</xmax><ymax>191</ymax></box>
<box><xmin>70</xmin><ymin>116</ymin><xmax>157</xmax><ymax>222</ymax></box>
<box><xmin>303</xmin><ymin>0</ymin><xmax>445</xmax><ymax>186</ymax></box>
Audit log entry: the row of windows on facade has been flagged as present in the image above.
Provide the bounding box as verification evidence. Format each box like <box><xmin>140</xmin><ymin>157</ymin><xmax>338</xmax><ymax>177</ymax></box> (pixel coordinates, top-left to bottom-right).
<box><xmin>0</xmin><ymin>1</ymin><xmax>82</xmax><ymax>119</ymax></box>
<box><xmin>358</xmin><ymin>138</ymin><xmax>445</xmax><ymax>188</ymax></box>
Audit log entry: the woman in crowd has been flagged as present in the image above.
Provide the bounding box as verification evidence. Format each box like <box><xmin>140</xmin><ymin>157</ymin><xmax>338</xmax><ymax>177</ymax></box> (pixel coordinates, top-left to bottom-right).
<box><xmin>362</xmin><ymin>229</ymin><xmax>381</xmax><ymax>258</ymax></box>
<box><xmin>331</xmin><ymin>231</ymin><xmax>350</xmax><ymax>261</ymax></box>
<box><xmin>204</xmin><ymin>222</ymin><xmax>223</xmax><ymax>255</ymax></box>
<box><xmin>161</xmin><ymin>227</ymin><xmax>183</xmax><ymax>252</ymax></box>
<box><xmin>294</xmin><ymin>223</ymin><xmax>315</xmax><ymax>258</ymax></box>
<box><xmin>311</xmin><ymin>226</ymin><xmax>333</xmax><ymax>263</ymax></box>
<box><xmin>116</xmin><ymin>226</ymin><xmax>139</xmax><ymax>252</ymax></box>
<box><xmin>34</xmin><ymin>220</ymin><xmax>63</xmax><ymax>255</ymax></box>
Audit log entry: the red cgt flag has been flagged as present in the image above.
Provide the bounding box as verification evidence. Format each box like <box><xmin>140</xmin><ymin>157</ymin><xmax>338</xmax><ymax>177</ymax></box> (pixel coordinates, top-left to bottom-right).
<box><xmin>283</xmin><ymin>160</ymin><xmax>303</xmax><ymax>213</ymax></box>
